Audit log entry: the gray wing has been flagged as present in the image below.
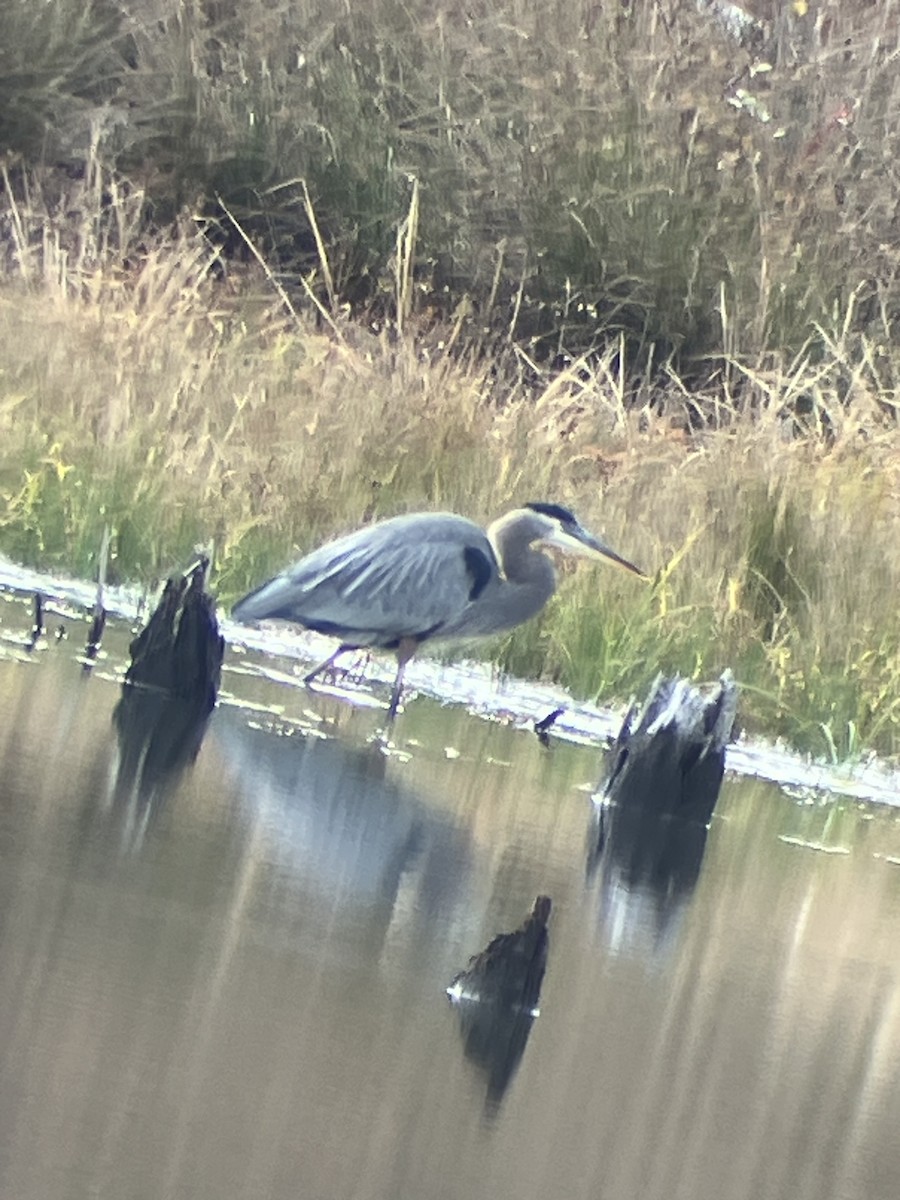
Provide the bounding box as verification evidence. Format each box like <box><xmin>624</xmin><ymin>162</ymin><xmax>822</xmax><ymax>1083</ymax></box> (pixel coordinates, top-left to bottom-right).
<box><xmin>232</xmin><ymin>513</ymin><xmax>498</xmax><ymax>646</ymax></box>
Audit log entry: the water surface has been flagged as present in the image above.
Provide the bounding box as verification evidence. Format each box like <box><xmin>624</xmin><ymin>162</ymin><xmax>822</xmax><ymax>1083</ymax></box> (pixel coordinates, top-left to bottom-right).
<box><xmin>1</xmin><ymin>587</ymin><xmax>899</xmax><ymax>1200</ymax></box>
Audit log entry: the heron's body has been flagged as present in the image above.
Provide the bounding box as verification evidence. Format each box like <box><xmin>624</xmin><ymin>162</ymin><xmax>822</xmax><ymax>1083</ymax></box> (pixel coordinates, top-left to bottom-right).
<box><xmin>232</xmin><ymin>504</ymin><xmax>643</xmax><ymax>719</ymax></box>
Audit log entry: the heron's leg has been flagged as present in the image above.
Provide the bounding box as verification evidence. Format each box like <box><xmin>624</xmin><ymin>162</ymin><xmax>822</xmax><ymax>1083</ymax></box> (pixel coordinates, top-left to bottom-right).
<box><xmin>303</xmin><ymin>645</ymin><xmax>348</xmax><ymax>686</ymax></box>
<box><xmin>386</xmin><ymin>637</ymin><xmax>418</xmax><ymax>721</ymax></box>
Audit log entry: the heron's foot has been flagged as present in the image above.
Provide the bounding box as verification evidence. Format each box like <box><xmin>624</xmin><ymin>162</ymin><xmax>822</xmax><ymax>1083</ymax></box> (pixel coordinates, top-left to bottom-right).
<box><xmin>305</xmin><ymin>650</ymin><xmax>371</xmax><ymax>689</ymax></box>
<box><xmin>341</xmin><ymin>651</ymin><xmax>372</xmax><ymax>686</ymax></box>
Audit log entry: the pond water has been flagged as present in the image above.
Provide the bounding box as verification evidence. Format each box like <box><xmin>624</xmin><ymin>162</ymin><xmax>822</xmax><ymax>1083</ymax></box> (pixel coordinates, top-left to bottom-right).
<box><xmin>1</xmin><ymin>584</ymin><xmax>899</xmax><ymax>1200</ymax></box>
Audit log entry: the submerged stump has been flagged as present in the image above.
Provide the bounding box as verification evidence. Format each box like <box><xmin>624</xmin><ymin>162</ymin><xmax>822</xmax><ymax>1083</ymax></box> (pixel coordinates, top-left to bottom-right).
<box><xmin>598</xmin><ymin>670</ymin><xmax>739</xmax><ymax>825</ymax></box>
<box><xmin>124</xmin><ymin>558</ymin><xmax>224</xmax><ymax>708</ymax></box>
<box><xmin>449</xmin><ymin>895</ymin><xmax>551</xmax><ymax>1014</ymax></box>
<box><xmin>24</xmin><ymin>591</ymin><xmax>44</xmax><ymax>651</ymax></box>
<box><xmin>113</xmin><ymin>559</ymin><xmax>224</xmax><ymax>805</ymax></box>
<box><xmin>447</xmin><ymin>896</ymin><xmax>551</xmax><ymax>1110</ymax></box>
<box><xmin>588</xmin><ymin>672</ymin><xmax>739</xmax><ymax>941</ymax></box>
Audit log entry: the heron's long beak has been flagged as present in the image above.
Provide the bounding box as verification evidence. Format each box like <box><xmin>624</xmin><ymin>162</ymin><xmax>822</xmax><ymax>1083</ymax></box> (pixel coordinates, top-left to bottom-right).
<box><xmin>545</xmin><ymin>524</ymin><xmax>647</xmax><ymax>579</ymax></box>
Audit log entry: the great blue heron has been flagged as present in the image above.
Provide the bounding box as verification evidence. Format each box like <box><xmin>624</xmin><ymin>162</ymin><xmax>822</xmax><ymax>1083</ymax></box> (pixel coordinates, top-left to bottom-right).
<box><xmin>231</xmin><ymin>502</ymin><xmax>644</xmax><ymax>719</ymax></box>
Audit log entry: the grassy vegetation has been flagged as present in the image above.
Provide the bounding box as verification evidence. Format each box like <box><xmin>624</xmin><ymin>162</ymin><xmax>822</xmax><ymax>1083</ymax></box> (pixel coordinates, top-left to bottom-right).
<box><xmin>1</xmin><ymin>0</ymin><xmax>899</xmax><ymax>760</ymax></box>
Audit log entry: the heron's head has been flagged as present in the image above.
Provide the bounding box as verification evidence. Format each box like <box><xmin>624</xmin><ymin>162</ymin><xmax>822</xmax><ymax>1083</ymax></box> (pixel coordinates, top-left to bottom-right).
<box><xmin>524</xmin><ymin>502</ymin><xmax>646</xmax><ymax>578</ymax></box>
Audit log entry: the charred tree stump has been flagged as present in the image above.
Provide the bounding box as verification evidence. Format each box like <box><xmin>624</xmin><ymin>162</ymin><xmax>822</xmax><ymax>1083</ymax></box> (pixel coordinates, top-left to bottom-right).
<box><xmin>124</xmin><ymin>558</ymin><xmax>223</xmax><ymax>708</ymax></box>
<box><xmin>447</xmin><ymin>896</ymin><xmax>551</xmax><ymax>1110</ymax></box>
<box><xmin>113</xmin><ymin>559</ymin><xmax>224</xmax><ymax>809</ymax></box>
<box><xmin>84</xmin><ymin>604</ymin><xmax>107</xmax><ymax>661</ymax></box>
<box><xmin>598</xmin><ymin>671</ymin><xmax>738</xmax><ymax>825</ymax></box>
<box><xmin>25</xmin><ymin>591</ymin><xmax>44</xmax><ymax>650</ymax></box>
<box><xmin>588</xmin><ymin>673</ymin><xmax>739</xmax><ymax>944</ymax></box>
<box><xmin>449</xmin><ymin>895</ymin><xmax>551</xmax><ymax>1013</ymax></box>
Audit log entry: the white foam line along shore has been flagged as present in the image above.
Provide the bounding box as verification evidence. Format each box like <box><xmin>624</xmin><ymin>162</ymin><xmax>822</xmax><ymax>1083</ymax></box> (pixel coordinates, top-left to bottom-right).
<box><xmin>1</xmin><ymin>555</ymin><xmax>898</xmax><ymax>807</ymax></box>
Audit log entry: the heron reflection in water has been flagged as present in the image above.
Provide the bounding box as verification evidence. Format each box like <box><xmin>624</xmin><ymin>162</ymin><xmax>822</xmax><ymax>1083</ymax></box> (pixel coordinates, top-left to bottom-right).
<box><xmin>232</xmin><ymin>503</ymin><xmax>645</xmax><ymax>719</ymax></box>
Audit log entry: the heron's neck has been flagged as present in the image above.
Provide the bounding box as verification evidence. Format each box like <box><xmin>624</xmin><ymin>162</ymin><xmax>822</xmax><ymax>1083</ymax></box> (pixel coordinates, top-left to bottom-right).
<box><xmin>489</xmin><ymin>516</ymin><xmax>556</xmax><ymax>613</ymax></box>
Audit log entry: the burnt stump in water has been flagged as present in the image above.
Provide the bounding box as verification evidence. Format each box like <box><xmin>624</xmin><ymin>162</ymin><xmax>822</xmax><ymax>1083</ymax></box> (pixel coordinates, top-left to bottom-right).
<box><xmin>598</xmin><ymin>671</ymin><xmax>738</xmax><ymax>825</ymax></box>
<box><xmin>124</xmin><ymin>558</ymin><xmax>224</xmax><ymax>711</ymax></box>
<box><xmin>449</xmin><ymin>895</ymin><xmax>551</xmax><ymax>1014</ymax></box>
<box><xmin>447</xmin><ymin>896</ymin><xmax>551</xmax><ymax>1110</ymax></box>
<box><xmin>112</xmin><ymin>560</ymin><xmax>224</xmax><ymax>804</ymax></box>
<box><xmin>588</xmin><ymin>672</ymin><xmax>739</xmax><ymax>925</ymax></box>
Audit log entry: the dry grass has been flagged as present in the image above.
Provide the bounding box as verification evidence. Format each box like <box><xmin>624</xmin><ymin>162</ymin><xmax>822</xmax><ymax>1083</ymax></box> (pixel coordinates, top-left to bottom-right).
<box><xmin>0</xmin><ymin>178</ymin><xmax>898</xmax><ymax>760</ymax></box>
<box><xmin>4</xmin><ymin>0</ymin><xmax>900</xmax><ymax>365</ymax></box>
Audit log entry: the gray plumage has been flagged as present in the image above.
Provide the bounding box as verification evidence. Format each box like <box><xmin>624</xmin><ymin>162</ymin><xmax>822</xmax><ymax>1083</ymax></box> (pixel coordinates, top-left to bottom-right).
<box><xmin>232</xmin><ymin>503</ymin><xmax>644</xmax><ymax>720</ymax></box>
